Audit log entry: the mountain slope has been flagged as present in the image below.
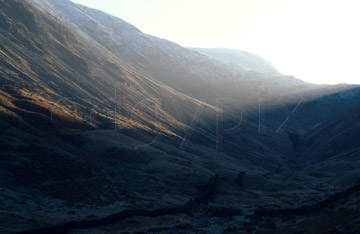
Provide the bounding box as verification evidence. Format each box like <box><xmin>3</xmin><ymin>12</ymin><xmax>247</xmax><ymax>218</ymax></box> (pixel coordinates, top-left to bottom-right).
<box><xmin>0</xmin><ymin>2</ymin><xmax>295</xmax><ymax>232</ymax></box>
<box><xmin>1</xmin><ymin>0</ymin><xmax>360</xmax><ymax>233</ymax></box>
<box><xmin>40</xmin><ymin>0</ymin><xmax>318</xmax><ymax>103</ymax></box>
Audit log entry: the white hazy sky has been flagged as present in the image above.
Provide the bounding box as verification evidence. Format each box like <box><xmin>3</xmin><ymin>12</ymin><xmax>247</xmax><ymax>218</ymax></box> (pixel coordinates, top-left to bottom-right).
<box><xmin>71</xmin><ymin>0</ymin><xmax>360</xmax><ymax>85</ymax></box>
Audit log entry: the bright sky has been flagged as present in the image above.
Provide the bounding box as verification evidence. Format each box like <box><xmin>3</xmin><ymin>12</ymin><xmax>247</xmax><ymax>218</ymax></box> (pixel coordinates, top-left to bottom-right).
<box><xmin>71</xmin><ymin>0</ymin><xmax>360</xmax><ymax>85</ymax></box>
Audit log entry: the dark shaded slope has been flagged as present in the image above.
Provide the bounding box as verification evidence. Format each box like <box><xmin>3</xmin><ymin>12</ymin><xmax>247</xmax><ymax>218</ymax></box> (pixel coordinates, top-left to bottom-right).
<box><xmin>293</xmin><ymin>104</ymin><xmax>360</xmax><ymax>187</ymax></box>
<box><xmin>246</xmin><ymin>183</ymin><xmax>360</xmax><ymax>233</ymax></box>
<box><xmin>295</xmin><ymin>102</ymin><xmax>360</xmax><ymax>165</ymax></box>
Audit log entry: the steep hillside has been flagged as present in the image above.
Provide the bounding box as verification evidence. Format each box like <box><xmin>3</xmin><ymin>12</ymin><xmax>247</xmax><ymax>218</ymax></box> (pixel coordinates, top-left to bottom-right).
<box><xmin>39</xmin><ymin>0</ymin><xmax>318</xmax><ymax>103</ymax></box>
<box><xmin>1</xmin><ymin>0</ymin><xmax>360</xmax><ymax>233</ymax></box>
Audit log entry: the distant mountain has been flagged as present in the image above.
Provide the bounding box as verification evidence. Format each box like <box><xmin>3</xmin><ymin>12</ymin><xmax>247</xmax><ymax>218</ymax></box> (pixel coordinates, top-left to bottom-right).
<box><xmin>190</xmin><ymin>47</ymin><xmax>281</xmax><ymax>75</ymax></box>
<box><xmin>1</xmin><ymin>0</ymin><xmax>360</xmax><ymax>233</ymax></box>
